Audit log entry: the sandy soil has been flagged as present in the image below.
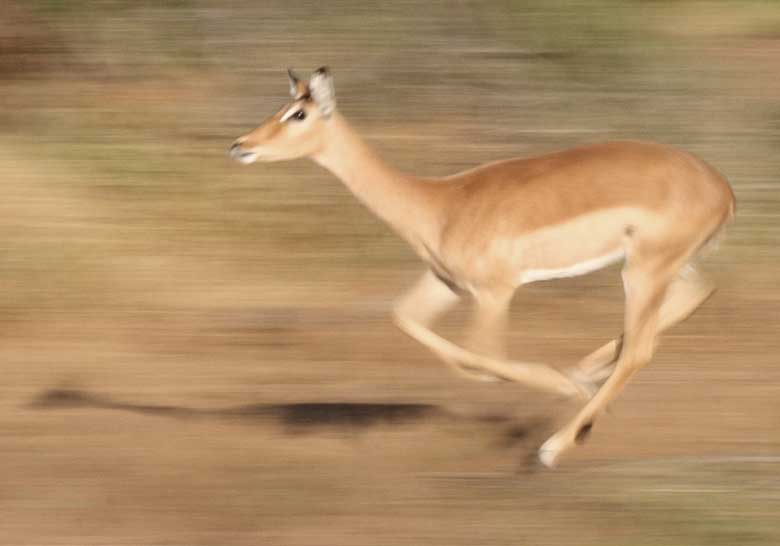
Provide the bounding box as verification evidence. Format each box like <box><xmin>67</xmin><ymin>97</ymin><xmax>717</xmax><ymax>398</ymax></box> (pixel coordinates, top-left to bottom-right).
<box><xmin>1</xmin><ymin>263</ymin><xmax>778</xmax><ymax>546</ymax></box>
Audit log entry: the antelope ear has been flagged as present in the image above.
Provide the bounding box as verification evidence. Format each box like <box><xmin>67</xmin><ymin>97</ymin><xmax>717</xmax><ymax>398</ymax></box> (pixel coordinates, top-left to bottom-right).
<box><xmin>308</xmin><ymin>66</ymin><xmax>336</xmax><ymax>118</ymax></box>
<box><xmin>287</xmin><ymin>68</ymin><xmax>305</xmax><ymax>98</ymax></box>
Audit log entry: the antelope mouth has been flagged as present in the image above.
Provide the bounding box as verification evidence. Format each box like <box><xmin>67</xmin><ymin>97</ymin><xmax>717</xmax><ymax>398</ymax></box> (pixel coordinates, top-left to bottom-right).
<box><xmin>229</xmin><ymin>143</ymin><xmax>259</xmax><ymax>165</ymax></box>
<box><xmin>235</xmin><ymin>151</ymin><xmax>258</xmax><ymax>164</ymax></box>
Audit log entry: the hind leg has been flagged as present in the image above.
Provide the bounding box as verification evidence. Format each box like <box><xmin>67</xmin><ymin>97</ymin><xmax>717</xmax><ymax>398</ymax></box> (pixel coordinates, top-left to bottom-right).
<box><xmin>572</xmin><ymin>264</ymin><xmax>715</xmax><ymax>382</ymax></box>
<box><xmin>540</xmin><ymin>247</ymin><xmax>690</xmax><ymax>467</ymax></box>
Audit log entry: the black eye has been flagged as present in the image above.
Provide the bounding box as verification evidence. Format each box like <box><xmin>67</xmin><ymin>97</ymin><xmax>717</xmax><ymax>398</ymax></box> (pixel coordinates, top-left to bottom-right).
<box><xmin>292</xmin><ymin>110</ymin><xmax>306</xmax><ymax>121</ymax></box>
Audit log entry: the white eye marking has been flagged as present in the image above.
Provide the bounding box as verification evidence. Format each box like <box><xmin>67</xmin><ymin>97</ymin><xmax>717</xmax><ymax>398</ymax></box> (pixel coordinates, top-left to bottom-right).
<box><xmin>280</xmin><ymin>106</ymin><xmax>302</xmax><ymax>122</ymax></box>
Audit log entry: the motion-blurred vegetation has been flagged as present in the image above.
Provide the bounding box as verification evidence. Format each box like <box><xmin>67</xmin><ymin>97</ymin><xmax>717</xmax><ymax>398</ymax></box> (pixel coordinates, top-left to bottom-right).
<box><xmin>1</xmin><ymin>1</ymin><xmax>779</xmax><ymax>545</ymax></box>
<box><xmin>3</xmin><ymin>2</ymin><xmax>779</xmax><ymax>314</ymax></box>
<box><xmin>2</xmin><ymin>1</ymin><xmax>778</xmax><ymax>316</ymax></box>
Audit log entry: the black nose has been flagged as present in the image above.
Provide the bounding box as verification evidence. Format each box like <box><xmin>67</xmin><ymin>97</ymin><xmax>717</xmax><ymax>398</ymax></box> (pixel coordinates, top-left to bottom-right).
<box><xmin>230</xmin><ymin>142</ymin><xmax>241</xmax><ymax>152</ymax></box>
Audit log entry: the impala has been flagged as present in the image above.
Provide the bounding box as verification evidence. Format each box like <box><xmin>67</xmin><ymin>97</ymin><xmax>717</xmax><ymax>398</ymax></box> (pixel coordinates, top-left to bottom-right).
<box><xmin>229</xmin><ymin>67</ymin><xmax>735</xmax><ymax>467</ymax></box>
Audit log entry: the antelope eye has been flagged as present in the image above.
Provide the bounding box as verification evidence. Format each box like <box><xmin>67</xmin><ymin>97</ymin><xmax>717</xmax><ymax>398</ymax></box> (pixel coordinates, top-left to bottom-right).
<box><xmin>292</xmin><ymin>110</ymin><xmax>306</xmax><ymax>121</ymax></box>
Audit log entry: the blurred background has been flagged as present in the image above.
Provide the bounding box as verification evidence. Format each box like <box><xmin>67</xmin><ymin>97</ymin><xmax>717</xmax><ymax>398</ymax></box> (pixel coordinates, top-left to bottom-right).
<box><xmin>1</xmin><ymin>0</ymin><xmax>779</xmax><ymax>544</ymax></box>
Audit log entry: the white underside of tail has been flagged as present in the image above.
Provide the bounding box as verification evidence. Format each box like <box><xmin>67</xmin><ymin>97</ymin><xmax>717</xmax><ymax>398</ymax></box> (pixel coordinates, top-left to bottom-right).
<box><xmin>519</xmin><ymin>248</ymin><xmax>625</xmax><ymax>285</ymax></box>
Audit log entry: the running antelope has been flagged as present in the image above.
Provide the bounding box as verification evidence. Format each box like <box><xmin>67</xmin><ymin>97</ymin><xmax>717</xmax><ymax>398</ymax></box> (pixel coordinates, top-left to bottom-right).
<box><xmin>229</xmin><ymin>67</ymin><xmax>735</xmax><ymax>467</ymax></box>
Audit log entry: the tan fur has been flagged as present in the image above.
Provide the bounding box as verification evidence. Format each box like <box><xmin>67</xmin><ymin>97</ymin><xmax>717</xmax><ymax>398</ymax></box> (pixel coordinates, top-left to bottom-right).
<box><xmin>230</xmin><ymin>70</ymin><xmax>736</xmax><ymax>467</ymax></box>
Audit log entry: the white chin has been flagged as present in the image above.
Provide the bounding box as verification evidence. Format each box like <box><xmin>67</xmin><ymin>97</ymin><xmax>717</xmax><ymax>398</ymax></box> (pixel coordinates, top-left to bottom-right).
<box><xmin>237</xmin><ymin>152</ymin><xmax>258</xmax><ymax>165</ymax></box>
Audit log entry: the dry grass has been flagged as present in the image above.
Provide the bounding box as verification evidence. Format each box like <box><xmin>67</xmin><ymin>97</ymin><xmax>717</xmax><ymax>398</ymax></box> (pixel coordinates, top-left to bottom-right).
<box><xmin>1</xmin><ymin>1</ymin><xmax>779</xmax><ymax>544</ymax></box>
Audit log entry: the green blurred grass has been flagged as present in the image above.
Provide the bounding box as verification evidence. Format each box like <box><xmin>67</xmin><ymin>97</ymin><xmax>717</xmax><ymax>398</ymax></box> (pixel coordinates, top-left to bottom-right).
<box><xmin>3</xmin><ymin>0</ymin><xmax>778</xmax><ymax>316</ymax></box>
<box><xmin>1</xmin><ymin>2</ymin><xmax>780</xmax><ymax>543</ymax></box>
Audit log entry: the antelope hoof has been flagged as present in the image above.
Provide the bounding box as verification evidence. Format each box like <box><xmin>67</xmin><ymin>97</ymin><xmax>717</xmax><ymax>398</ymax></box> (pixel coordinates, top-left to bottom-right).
<box><xmin>538</xmin><ymin>433</ymin><xmax>570</xmax><ymax>468</ymax></box>
<box><xmin>537</xmin><ymin>446</ymin><xmax>560</xmax><ymax>469</ymax></box>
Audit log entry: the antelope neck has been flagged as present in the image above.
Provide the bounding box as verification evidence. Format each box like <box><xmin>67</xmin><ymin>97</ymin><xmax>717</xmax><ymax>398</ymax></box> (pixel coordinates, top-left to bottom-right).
<box><xmin>311</xmin><ymin>113</ymin><xmax>442</xmax><ymax>247</ymax></box>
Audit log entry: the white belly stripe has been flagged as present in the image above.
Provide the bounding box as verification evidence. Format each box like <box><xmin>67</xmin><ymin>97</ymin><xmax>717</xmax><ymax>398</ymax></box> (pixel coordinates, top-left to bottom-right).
<box><xmin>519</xmin><ymin>249</ymin><xmax>625</xmax><ymax>285</ymax></box>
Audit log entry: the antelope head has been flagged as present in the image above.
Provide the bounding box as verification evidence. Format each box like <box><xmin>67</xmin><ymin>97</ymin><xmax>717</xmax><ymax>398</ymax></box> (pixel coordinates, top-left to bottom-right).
<box><xmin>229</xmin><ymin>67</ymin><xmax>337</xmax><ymax>164</ymax></box>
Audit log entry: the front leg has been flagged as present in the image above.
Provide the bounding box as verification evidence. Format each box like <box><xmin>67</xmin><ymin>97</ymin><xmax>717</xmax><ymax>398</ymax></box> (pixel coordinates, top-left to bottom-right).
<box><xmin>458</xmin><ymin>289</ymin><xmax>513</xmax><ymax>381</ymax></box>
<box><xmin>393</xmin><ymin>270</ymin><xmax>462</xmax><ymax>367</ymax></box>
<box><xmin>394</xmin><ymin>272</ymin><xmax>589</xmax><ymax>398</ymax></box>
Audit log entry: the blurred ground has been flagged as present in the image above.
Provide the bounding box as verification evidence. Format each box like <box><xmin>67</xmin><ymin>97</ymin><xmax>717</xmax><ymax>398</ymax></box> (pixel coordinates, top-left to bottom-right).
<box><xmin>1</xmin><ymin>1</ymin><xmax>779</xmax><ymax>544</ymax></box>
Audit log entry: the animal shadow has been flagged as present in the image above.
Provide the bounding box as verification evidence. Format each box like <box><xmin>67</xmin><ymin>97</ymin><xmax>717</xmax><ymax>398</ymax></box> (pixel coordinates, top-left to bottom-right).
<box><xmin>30</xmin><ymin>388</ymin><xmax>550</xmax><ymax>466</ymax></box>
